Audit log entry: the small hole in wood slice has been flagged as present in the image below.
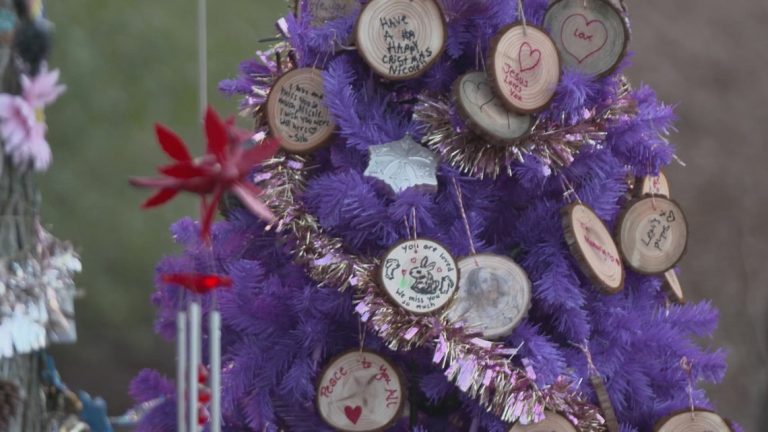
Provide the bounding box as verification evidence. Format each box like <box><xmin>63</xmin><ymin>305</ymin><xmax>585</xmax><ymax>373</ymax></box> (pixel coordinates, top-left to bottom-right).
<box><xmin>354</xmin><ymin>0</ymin><xmax>446</xmax><ymax>80</ymax></box>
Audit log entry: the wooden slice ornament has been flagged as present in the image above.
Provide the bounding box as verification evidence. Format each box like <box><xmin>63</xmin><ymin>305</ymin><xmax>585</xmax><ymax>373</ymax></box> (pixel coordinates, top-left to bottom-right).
<box><xmin>654</xmin><ymin>410</ymin><xmax>734</xmax><ymax>432</ymax></box>
<box><xmin>617</xmin><ymin>197</ymin><xmax>688</xmax><ymax>274</ymax></box>
<box><xmin>316</xmin><ymin>350</ymin><xmax>405</xmax><ymax>432</ymax></box>
<box><xmin>509</xmin><ymin>411</ymin><xmax>577</xmax><ymax>432</ymax></box>
<box><xmin>662</xmin><ymin>269</ymin><xmax>685</xmax><ymax>303</ymax></box>
<box><xmin>544</xmin><ymin>0</ymin><xmax>629</xmax><ymax>77</ymax></box>
<box><xmin>354</xmin><ymin>0</ymin><xmax>446</xmax><ymax>80</ymax></box>
<box><xmin>453</xmin><ymin>72</ymin><xmax>532</xmax><ymax>144</ymax></box>
<box><xmin>266</xmin><ymin>68</ymin><xmax>336</xmax><ymax>154</ymax></box>
<box><xmin>635</xmin><ymin>172</ymin><xmax>670</xmax><ymax>198</ymax></box>
<box><xmin>302</xmin><ymin>0</ymin><xmax>359</xmax><ymax>27</ymax></box>
<box><xmin>490</xmin><ymin>25</ymin><xmax>561</xmax><ymax>114</ymax></box>
<box><xmin>562</xmin><ymin>203</ymin><xmax>625</xmax><ymax>293</ymax></box>
<box><xmin>446</xmin><ymin>254</ymin><xmax>532</xmax><ymax>339</ymax></box>
<box><xmin>590</xmin><ymin>375</ymin><xmax>619</xmax><ymax>432</ymax></box>
<box><xmin>379</xmin><ymin>239</ymin><xmax>459</xmax><ymax>315</ymax></box>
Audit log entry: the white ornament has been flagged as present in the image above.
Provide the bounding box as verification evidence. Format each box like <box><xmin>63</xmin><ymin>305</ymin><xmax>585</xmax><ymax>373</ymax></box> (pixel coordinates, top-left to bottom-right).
<box><xmin>364</xmin><ymin>135</ymin><xmax>439</xmax><ymax>194</ymax></box>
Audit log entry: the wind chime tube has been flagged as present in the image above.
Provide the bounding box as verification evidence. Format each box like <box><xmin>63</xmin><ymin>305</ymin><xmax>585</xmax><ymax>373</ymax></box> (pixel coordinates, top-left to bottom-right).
<box><xmin>176</xmin><ymin>311</ymin><xmax>187</xmax><ymax>432</ymax></box>
<box><xmin>209</xmin><ymin>310</ymin><xmax>221</xmax><ymax>432</ymax></box>
<box><xmin>188</xmin><ymin>302</ymin><xmax>202</xmax><ymax>432</ymax></box>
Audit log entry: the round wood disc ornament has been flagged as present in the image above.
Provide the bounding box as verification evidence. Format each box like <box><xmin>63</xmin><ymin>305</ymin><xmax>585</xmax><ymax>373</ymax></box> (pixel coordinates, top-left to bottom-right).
<box><xmin>654</xmin><ymin>410</ymin><xmax>734</xmax><ymax>432</ymax></box>
<box><xmin>379</xmin><ymin>239</ymin><xmax>459</xmax><ymax>315</ymax></box>
<box><xmin>635</xmin><ymin>172</ymin><xmax>670</xmax><ymax>198</ymax></box>
<box><xmin>617</xmin><ymin>197</ymin><xmax>688</xmax><ymax>274</ymax></box>
<box><xmin>562</xmin><ymin>203</ymin><xmax>625</xmax><ymax>293</ymax></box>
<box><xmin>490</xmin><ymin>25</ymin><xmax>561</xmax><ymax>114</ymax></box>
<box><xmin>446</xmin><ymin>254</ymin><xmax>532</xmax><ymax>339</ymax></box>
<box><xmin>266</xmin><ymin>68</ymin><xmax>336</xmax><ymax>154</ymax></box>
<box><xmin>316</xmin><ymin>350</ymin><xmax>405</xmax><ymax>432</ymax></box>
<box><xmin>453</xmin><ymin>72</ymin><xmax>532</xmax><ymax>144</ymax></box>
<box><xmin>662</xmin><ymin>269</ymin><xmax>685</xmax><ymax>303</ymax></box>
<box><xmin>302</xmin><ymin>0</ymin><xmax>359</xmax><ymax>27</ymax></box>
<box><xmin>509</xmin><ymin>411</ymin><xmax>578</xmax><ymax>432</ymax></box>
<box><xmin>544</xmin><ymin>0</ymin><xmax>629</xmax><ymax>77</ymax></box>
<box><xmin>354</xmin><ymin>0</ymin><xmax>446</xmax><ymax>80</ymax></box>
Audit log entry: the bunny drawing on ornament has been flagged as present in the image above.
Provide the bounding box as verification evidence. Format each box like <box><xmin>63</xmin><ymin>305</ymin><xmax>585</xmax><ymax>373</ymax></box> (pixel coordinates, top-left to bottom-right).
<box><xmin>409</xmin><ymin>256</ymin><xmax>454</xmax><ymax>295</ymax></box>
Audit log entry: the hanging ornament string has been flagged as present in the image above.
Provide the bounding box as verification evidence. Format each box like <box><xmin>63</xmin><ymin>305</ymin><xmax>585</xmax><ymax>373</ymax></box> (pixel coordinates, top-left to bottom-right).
<box><xmin>680</xmin><ymin>357</ymin><xmax>696</xmax><ymax>418</ymax></box>
<box><xmin>574</xmin><ymin>342</ymin><xmax>620</xmax><ymax>432</ymax></box>
<box><xmin>451</xmin><ymin>176</ymin><xmax>478</xmax><ymax>256</ymax></box>
<box><xmin>517</xmin><ymin>0</ymin><xmax>528</xmax><ymax>35</ymax></box>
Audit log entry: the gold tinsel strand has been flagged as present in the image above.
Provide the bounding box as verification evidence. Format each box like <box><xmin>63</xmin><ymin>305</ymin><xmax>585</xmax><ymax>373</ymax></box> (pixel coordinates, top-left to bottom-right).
<box><xmin>257</xmin><ymin>155</ymin><xmax>607</xmax><ymax>431</ymax></box>
<box><xmin>414</xmin><ymin>78</ymin><xmax>635</xmax><ymax>179</ymax></box>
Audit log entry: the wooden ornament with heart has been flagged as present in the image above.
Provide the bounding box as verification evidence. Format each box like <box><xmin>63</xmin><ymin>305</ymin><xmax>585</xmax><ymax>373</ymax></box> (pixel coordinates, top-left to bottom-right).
<box><xmin>508</xmin><ymin>411</ymin><xmax>578</xmax><ymax>432</ymax></box>
<box><xmin>354</xmin><ymin>0</ymin><xmax>446</xmax><ymax>80</ymax></box>
<box><xmin>654</xmin><ymin>410</ymin><xmax>734</xmax><ymax>432</ymax></box>
<box><xmin>453</xmin><ymin>72</ymin><xmax>532</xmax><ymax>144</ymax></box>
<box><xmin>316</xmin><ymin>350</ymin><xmax>405</xmax><ymax>432</ymax></box>
<box><xmin>616</xmin><ymin>197</ymin><xmax>688</xmax><ymax>274</ymax></box>
<box><xmin>490</xmin><ymin>25</ymin><xmax>561</xmax><ymax>114</ymax></box>
<box><xmin>562</xmin><ymin>203</ymin><xmax>625</xmax><ymax>294</ymax></box>
<box><xmin>544</xmin><ymin>0</ymin><xmax>629</xmax><ymax>77</ymax></box>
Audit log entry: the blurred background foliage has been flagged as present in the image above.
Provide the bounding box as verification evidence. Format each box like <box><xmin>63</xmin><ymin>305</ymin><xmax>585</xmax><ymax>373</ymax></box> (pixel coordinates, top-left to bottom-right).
<box><xmin>38</xmin><ymin>0</ymin><xmax>767</xmax><ymax>430</ymax></box>
<box><xmin>42</xmin><ymin>0</ymin><xmax>287</xmax><ymax>415</ymax></box>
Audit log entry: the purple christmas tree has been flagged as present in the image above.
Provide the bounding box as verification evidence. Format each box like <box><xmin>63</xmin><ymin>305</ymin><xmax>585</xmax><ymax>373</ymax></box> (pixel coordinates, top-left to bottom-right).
<box><xmin>130</xmin><ymin>1</ymin><xmax>737</xmax><ymax>431</ymax></box>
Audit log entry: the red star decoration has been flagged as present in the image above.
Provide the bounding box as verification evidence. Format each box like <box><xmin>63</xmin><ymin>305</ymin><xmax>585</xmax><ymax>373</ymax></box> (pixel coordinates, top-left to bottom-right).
<box><xmin>130</xmin><ymin>107</ymin><xmax>279</xmax><ymax>241</ymax></box>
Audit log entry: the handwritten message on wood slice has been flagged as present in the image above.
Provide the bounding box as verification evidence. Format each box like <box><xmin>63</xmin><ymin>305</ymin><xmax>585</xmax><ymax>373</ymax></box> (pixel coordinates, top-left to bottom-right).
<box><xmin>490</xmin><ymin>25</ymin><xmax>561</xmax><ymax>114</ymax></box>
<box><xmin>316</xmin><ymin>350</ymin><xmax>404</xmax><ymax>432</ymax></box>
<box><xmin>453</xmin><ymin>72</ymin><xmax>532</xmax><ymax>144</ymax></box>
<box><xmin>662</xmin><ymin>269</ymin><xmax>685</xmax><ymax>303</ymax></box>
<box><xmin>380</xmin><ymin>239</ymin><xmax>458</xmax><ymax>314</ymax></box>
<box><xmin>354</xmin><ymin>0</ymin><xmax>446</xmax><ymax>80</ymax></box>
<box><xmin>509</xmin><ymin>411</ymin><xmax>577</xmax><ymax>432</ymax></box>
<box><xmin>562</xmin><ymin>203</ymin><xmax>624</xmax><ymax>293</ymax></box>
<box><xmin>617</xmin><ymin>197</ymin><xmax>688</xmax><ymax>274</ymax></box>
<box><xmin>655</xmin><ymin>410</ymin><xmax>734</xmax><ymax>432</ymax></box>
<box><xmin>266</xmin><ymin>68</ymin><xmax>336</xmax><ymax>153</ymax></box>
<box><xmin>590</xmin><ymin>375</ymin><xmax>620</xmax><ymax>432</ymax></box>
<box><xmin>544</xmin><ymin>0</ymin><xmax>629</xmax><ymax>77</ymax></box>
<box><xmin>446</xmin><ymin>254</ymin><xmax>531</xmax><ymax>339</ymax></box>
<box><xmin>302</xmin><ymin>0</ymin><xmax>359</xmax><ymax>27</ymax></box>
<box><xmin>635</xmin><ymin>172</ymin><xmax>670</xmax><ymax>198</ymax></box>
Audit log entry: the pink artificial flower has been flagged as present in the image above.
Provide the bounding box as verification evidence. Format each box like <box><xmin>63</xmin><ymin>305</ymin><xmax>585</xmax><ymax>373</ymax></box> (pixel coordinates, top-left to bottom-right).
<box><xmin>22</xmin><ymin>64</ymin><xmax>66</xmax><ymax>109</ymax></box>
<box><xmin>0</xmin><ymin>63</ymin><xmax>65</xmax><ymax>172</ymax></box>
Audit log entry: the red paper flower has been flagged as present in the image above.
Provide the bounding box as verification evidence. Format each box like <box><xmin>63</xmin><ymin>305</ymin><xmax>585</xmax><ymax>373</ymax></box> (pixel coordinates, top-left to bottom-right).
<box><xmin>130</xmin><ymin>107</ymin><xmax>279</xmax><ymax>240</ymax></box>
<box><xmin>161</xmin><ymin>273</ymin><xmax>233</xmax><ymax>295</ymax></box>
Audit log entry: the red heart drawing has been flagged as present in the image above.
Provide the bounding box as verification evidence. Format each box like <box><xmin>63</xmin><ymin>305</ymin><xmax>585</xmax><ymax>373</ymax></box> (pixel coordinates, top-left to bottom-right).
<box><xmin>344</xmin><ymin>405</ymin><xmax>363</xmax><ymax>424</ymax></box>
<box><xmin>560</xmin><ymin>13</ymin><xmax>608</xmax><ymax>63</ymax></box>
<box><xmin>518</xmin><ymin>42</ymin><xmax>541</xmax><ymax>73</ymax></box>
